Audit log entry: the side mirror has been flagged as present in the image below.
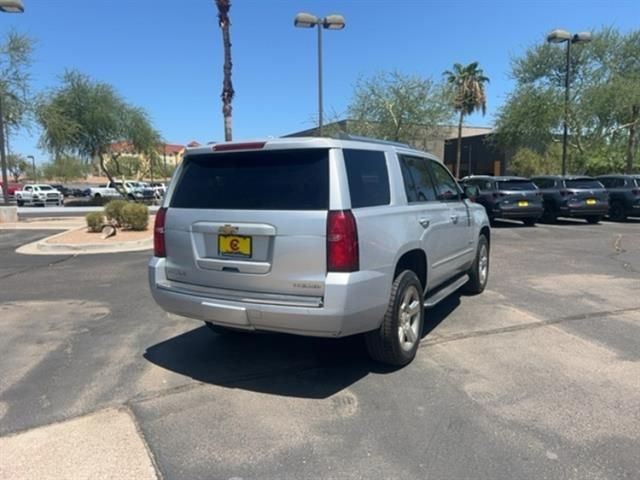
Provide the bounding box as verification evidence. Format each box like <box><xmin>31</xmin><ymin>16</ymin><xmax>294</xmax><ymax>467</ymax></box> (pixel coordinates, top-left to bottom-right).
<box><xmin>463</xmin><ymin>185</ymin><xmax>479</xmax><ymax>200</ymax></box>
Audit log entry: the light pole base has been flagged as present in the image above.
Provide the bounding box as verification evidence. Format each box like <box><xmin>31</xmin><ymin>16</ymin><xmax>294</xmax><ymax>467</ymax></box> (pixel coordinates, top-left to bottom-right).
<box><xmin>0</xmin><ymin>205</ymin><xmax>18</xmax><ymax>223</ymax></box>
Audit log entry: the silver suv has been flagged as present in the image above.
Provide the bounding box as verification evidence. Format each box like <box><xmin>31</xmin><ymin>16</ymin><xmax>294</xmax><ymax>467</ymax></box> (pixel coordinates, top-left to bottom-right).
<box><xmin>149</xmin><ymin>136</ymin><xmax>490</xmax><ymax>366</ymax></box>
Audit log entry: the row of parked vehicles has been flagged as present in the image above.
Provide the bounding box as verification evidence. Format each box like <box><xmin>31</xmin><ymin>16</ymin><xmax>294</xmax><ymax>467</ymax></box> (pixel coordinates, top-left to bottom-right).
<box><xmin>6</xmin><ymin>180</ymin><xmax>167</xmax><ymax>206</ymax></box>
<box><xmin>461</xmin><ymin>174</ymin><xmax>640</xmax><ymax>225</ymax></box>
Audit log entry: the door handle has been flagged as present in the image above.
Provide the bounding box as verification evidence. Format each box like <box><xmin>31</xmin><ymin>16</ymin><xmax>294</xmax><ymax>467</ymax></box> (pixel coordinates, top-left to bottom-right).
<box><xmin>419</xmin><ymin>218</ymin><xmax>430</xmax><ymax>228</ymax></box>
<box><xmin>450</xmin><ymin>215</ymin><xmax>459</xmax><ymax>224</ymax></box>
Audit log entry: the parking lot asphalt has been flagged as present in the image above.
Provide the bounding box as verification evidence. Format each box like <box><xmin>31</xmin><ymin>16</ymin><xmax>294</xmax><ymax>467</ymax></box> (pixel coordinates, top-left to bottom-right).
<box><xmin>1</xmin><ymin>220</ymin><xmax>639</xmax><ymax>479</ymax></box>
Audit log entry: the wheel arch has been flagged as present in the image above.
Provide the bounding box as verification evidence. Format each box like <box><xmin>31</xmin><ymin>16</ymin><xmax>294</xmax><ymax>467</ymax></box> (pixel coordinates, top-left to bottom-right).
<box><xmin>393</xmin><ymin>247</ymin><xmax>428</xmax><ymax>292</ymax></box>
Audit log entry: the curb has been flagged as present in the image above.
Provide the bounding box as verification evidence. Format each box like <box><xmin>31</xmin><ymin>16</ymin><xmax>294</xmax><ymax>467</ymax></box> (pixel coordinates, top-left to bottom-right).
<box><xmin>16</xmin><ymin>227</ymin><xmax>153</xmax><ymax>255</ymax></box>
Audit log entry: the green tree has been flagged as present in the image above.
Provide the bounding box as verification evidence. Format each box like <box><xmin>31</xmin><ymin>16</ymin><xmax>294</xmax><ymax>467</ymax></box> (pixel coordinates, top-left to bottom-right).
<box><xmin>36</xmin><ymin>71</ymin><xmax>161</xmax><ymax>195</ymax></box>
<box><xmin>215</xmin><ymin>0</ymin><xmax>234</xmax><ymax>141</ymax></box>
<box><xmin>7</xmin><ymin>153</ymin><xmax>30</xmax><ymax>182</ymax></box>
<box><xmin>41</xmin><ymin>155</ymin><xmax>89</xmax><ymax>183</ymax></box>
<box><xmin>443</xmin><ymin>62</ymin><xmax>490</xmax><ymax>178</ymax></box>
<box><xmin>495</xmin><ymin>28</ymin><xmax>640</xmax><ymax>174</ymax></box>
<box><xmin>347</xmin><ymin>71</ymin><xmax>452</xmax><ymax>144</ymax></box>
<box><xmin>0</xmin><ymin>32</ymin><xmax>34</xmax><ymax>201</ymax></box>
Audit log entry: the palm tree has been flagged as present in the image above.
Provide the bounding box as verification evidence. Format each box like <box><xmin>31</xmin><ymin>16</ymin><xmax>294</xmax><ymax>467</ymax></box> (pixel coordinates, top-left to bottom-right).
<box><xmin>443</xmin><ymin>62</ymin><xmax>489</xmax><ymax>178</ymax></box>
<box><xmin>215</xmin><ymin>0</ymin><xmax>234</xmax><ymax>141</ymax></box>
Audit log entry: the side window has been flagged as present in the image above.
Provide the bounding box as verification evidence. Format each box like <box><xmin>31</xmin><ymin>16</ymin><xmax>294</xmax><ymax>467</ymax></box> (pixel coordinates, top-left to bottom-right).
<box><xmin>399</xmin><ymin>156</ymin><xmax>437</xmax><ymax>203</ymax></box>
<box><xmin>481</xmin><ymin>180</ymin><xmax>494</xmax><ymax>191</ymax></box>
<box><xmin>599</xmin><ymin>178</ymin><xmax>612</xmax><ymax>188</ymax></box>
<box><xmin>616</xmin><ymin>178</ymin><xmax>626</xmax><ymax>188</ymax></box>
<box><xmin>25</xmin><ymin>186</ymin><xmax>32</xmax><ymax>192</ymax></box>
<box><xmin>429</xmin><ymin>161</ymin><xmax>461</xmax><ymax>201</ymax></box>
<box><xmin>533</xmin><ymin>178</ymin><xmax>550</xmax><ymax>189</ymax></box>
<box><xmin>343</xmin><ymin>149</ymin><xmax>390</xmax><ymax>208</ymax></box>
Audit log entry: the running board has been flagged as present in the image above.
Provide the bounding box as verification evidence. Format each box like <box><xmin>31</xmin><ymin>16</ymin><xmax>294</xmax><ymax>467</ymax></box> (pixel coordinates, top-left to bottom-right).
<box><xmin>423</xmin><ymin>274</ymin><xmax>469</xmax><ymax>308</ymax></box>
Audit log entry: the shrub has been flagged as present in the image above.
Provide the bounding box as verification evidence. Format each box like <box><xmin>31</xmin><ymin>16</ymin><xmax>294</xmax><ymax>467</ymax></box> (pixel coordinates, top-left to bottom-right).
<box><xmin>104</xmin><ymin>199</ymin><xmax>128</xmax><ymax>227</ymax></box>
<box><xmin>85</xmin><ymin>212</ymin><xmax>104</xmax><ymax>232</ymax></box>
<box><xmin>120</xmin><ymin>202</ymin><xmax>149</xmax><ymax>231</ymax></box>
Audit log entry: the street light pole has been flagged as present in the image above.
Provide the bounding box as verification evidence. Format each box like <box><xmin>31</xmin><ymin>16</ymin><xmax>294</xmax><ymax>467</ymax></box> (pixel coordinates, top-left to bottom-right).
<box><xmin>294</xmin><ymin>12</ymin><xmax>345</xmax><ymax>137</ymax></box>
<box><xmin>547</xmin><ymin>29</ymin><xmax>591</xmax><ymax>176</ymax></box>
<box><xmin>0</xmin><ymin>0</ymin><xmax>25</xmax><ymax>205</ymax></box>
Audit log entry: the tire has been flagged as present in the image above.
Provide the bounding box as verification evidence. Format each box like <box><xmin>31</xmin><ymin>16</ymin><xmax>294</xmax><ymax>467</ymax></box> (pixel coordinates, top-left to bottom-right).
<box><xmin>586</xmin><ymin>216</ymin><xmax>601</xmax><ymax>224</ymax></box>
<box><xmin>522</xmin><ymin>218</ymin><xmax>537</xmax><ymax>227</ymax></box>
<box><xmin>94</xmin><ymin>193</ymin><xmax>101</xmax><ymax>199</ymax></box>
<box><xmin>364</xmin><ymin>270</ymin><xmax>424</xmax><ymax>367</ymax></box>
<box><xmin>543</xmin><ymin>208</ymin><xmax>557</xmax><ymax>223</ymax></box>
<box><xmin>17</xmin><ymin>199</ymin><xmax>24</xmax><ymax>207</ymax></box>
<box><xmin>463</xmin><ymin>235</ymin><xmax>490</xmax><ymax>295</ymax></box>
<box><xmin>609</xmin><ymin>202</ymin><xmax>626</xmax><ymax>222</ymax></box>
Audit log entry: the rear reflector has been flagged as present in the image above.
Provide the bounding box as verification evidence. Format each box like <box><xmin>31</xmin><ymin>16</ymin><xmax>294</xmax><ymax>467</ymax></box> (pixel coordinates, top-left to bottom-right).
<box><xmin>213</xmin><ymin>142</ymin><xmax>266</xmax><ymax>152</ymax></box>
<box><xmin>327</xmin><ymin>210</ymin><xmax>359</xmax><ymax>272</ymax></box>
<box><xmin>154</xmin><ymin>207</ymin><xmax>167</xmax><ymax>257</ymax></box>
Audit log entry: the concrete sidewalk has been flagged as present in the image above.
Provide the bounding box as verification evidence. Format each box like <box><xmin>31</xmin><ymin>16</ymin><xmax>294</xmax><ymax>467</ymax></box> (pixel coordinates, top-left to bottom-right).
<box><xmin>0</xmin><ymin>408</ymin><xmax>158</xmax><ymax>480</ymax></box>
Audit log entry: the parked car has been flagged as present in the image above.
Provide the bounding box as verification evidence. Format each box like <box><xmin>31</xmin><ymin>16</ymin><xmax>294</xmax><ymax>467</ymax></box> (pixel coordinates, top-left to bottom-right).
<box><xmin>0</xmin><ymin>182</ymin><xmax>23</xmax><ymax>202</ymax></box>
<box><xmin>150</xmin><ymin>182</ymin><xmax>166</xmax><ymax>199</ymax></box>
<box><xmin>108</xmin><ymin>180</ymin><xmax>155</xmax><ymax>202</ymax></box>
<box><xmin>596</xmin><ymin>174</ymin><xmax>640</xmax><ymax>221</ymax></box>
<box><xmin>87</xmin><ymin>185</ymin><xmax>121</xmax><ymax>199</ymax></box>
<box><xmin>15</xmin><ymin>184</ymin><xmax>64</xmax><ymax>207</ymax></box>
<box><xmin>531</xmin><ymin>176</ymin><xmax>609</xmax><ymax>224</ymax></box>
<box><xmin>50</xmin><ymin>184</ymin><xmax>71</xmax><ymax>197</ymax></box>
<box><xmin>149</xmin><ymin>136</ymin><xmax>491</xmax><ymax>366</ymax></box>
<box><xmin>461</xmin><ymin>175</ymin><xmax>543</xmax><ymax>226</ymax></box>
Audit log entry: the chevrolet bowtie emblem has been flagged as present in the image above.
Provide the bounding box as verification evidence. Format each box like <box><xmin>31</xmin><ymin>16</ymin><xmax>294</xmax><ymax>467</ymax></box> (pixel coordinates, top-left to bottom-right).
<box><xmin>219</xmin><ymin>224</ymin><xmax>239</xmax><ymax>235</ymax></box>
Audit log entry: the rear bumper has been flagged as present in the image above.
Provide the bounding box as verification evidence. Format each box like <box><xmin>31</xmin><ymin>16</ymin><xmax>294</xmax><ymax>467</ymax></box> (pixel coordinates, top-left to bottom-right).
<box><xmin>493</xmin><ymin>206</ymin><xmax>543</xmax><ymax>219</ymax></box>
<box><xmin>148</xmin><ymin>257</ymin><xmax>388</xmax><ymax>337</ymax></box>
<box><xmin>559</xmin><ymin>205</ymin><xmax>609</xmax><ymax>217</ymax></box>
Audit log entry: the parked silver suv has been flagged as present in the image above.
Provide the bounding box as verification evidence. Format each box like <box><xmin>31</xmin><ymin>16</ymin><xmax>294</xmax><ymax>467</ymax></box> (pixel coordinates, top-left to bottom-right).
<box><xmin>149</xmin><ymin>136</ymin><xmax>490</xmax><ymax>365</ymax></box>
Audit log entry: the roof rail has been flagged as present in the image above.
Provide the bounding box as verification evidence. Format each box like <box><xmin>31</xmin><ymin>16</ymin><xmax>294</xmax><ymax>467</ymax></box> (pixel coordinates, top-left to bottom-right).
<box><xmin>331</xmin><ymin>133</ymin><xmax>411</xmax><ymax>148</ymax></box>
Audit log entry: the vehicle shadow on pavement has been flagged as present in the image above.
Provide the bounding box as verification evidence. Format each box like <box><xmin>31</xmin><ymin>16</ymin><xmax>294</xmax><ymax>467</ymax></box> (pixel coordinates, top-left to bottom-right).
<box><xmin>489</xmin><ymin>219</ymin><xmax>531</xmax><ymax>229</ymax></box>
<box><xmin>422</xmin><ymin>293</ymin><xmax>461</xmax><ymax>338</ymax></box>
<box><xmin>144</xmin><ymin>326</ymin><xmax>396</xmax><ymax>399</ymax></box>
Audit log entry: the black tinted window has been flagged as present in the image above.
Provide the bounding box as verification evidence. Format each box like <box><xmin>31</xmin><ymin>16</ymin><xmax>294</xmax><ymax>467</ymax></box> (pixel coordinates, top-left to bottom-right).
<box><xmin>429</xmin><ymin>161</ymin><xmax>460</xmax><ymax>201</ymax></box>
<box><xmin>343</xmin><ymin>149</ymin><xmax>390</xmax><ymax>208</ymax></box>
<box><xmin>565</xmin><ymin>179</ymin><xmax>603</xmax><ymax>189</ymax></box>
<box><xmin>399</xmin><ymin>156</ymin><xmax>437</xmax><ymax>202</ymax></box>
<box><xmin>171</xmin><ymin>149</ymin><xmax>329</xmax><ymax>210</ymax></box>
<box><xmin>497</xmin><ymin>180</ymin><xmax>537</xmax><ymax>191</ymax></box>
<box><xmin>533</xmin><ymin>178</ymin><xmax>554</xmax><ymax>189</ymax></box>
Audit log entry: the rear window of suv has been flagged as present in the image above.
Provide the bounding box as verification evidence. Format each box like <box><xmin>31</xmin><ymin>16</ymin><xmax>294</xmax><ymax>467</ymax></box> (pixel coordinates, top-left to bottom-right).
<box><xmin>497</xmin><ymin>180</ymin><xmax>537</xmax><ymax>191</ymax></box>
<box><xmin>343</xmin><ymin>149</ymin><xmax>390</xmax><ymax>208</ymax></box>
<box><xmin>171</xmin><ymin>149</ymin><xmax>329</xmax><ymax>210</ymax></box>
<box><xmin>565</xmin><ymin>179</ymin><xmax>603</xmax><ymax>189</ymax></box>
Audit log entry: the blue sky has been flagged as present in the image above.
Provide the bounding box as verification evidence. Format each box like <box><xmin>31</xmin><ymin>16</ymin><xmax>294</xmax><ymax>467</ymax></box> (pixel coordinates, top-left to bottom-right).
<box><xmin>2</xmin><ymin>0</ymin><xmax>639</xmax><ymax>164</ymax></box>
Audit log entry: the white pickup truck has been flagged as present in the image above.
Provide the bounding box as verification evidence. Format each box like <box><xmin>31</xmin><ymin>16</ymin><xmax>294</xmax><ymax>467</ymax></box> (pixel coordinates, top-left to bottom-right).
<box><xmin>108</xmin><ymin>181</ymin><xmax>155</xmax><ymax>202</ymax></box>
<box><xmin>15</xmin><ymin>184</ymin><xmax>64</xmax><ymax>207</ymax></box>
<box><xmin>87</xmin><ymin>185</ymin><xmax>121</xmax><ymax>199</ymax></box>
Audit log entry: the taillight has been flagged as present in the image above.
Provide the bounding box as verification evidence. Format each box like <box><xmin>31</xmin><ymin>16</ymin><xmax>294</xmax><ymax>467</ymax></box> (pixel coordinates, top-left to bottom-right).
<box><xmin>327</xmin><ymin>210</ymin><xmax>359</xmax><ymax>272</ymax></box>
<box><xmin>154</xmin><ymin>207</ymin><xmax>167</xmax><ymax>257</ymax></box>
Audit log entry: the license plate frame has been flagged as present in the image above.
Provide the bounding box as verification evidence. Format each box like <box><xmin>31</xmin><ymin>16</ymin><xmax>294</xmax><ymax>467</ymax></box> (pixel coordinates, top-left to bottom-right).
<box><xmin>218</xmin><ymin>235</ymin><xmax>252</xmax><ymax>258</ymax></box>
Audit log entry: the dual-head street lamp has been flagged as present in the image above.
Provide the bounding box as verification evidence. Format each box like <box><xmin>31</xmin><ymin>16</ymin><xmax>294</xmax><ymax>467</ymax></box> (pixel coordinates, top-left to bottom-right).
<box><xmin>546</xmin><ymin>29</ymin><xmax>592</xmax><ymax>176</ymax></box>
<box><xmin>294</xmin><ymin>12</ymin><xmax>345</xmax><ymax>136</ymax></box>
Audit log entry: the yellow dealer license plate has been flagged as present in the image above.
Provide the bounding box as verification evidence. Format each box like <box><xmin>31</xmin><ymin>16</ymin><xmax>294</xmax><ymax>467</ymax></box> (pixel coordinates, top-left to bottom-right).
<box><xmin>586</xmin><ymin>199</ymin><xmax>597</xmax><ymax>205</ymax></box>
<box><xmin>218</xmin><ymin>235</ymin><xmax>252</xmax><ymax>258</ymax></box>
<box><xmin>518</xmin><ymin>200</ymin><xmax>529</xmax><ymax>207</ymax></box>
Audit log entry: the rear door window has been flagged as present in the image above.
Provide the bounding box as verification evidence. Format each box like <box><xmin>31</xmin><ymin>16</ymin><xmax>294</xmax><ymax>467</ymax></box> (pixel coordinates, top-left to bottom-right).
<box><xmin>170</xmin><ymin>149</ymin><xmax>329</xmax><ymax>210</ymax></box>
<box><xmin>533</xmin><ymin>178</ymin><xmax>554</xmax><ymax>189</ymax></box>
<box><xmin>343</xmin><ymin>149</ymin><xmax>390</xmax><ymax>208</ymax></box>
<box><xmin>497</xmin><ymin>180</ymin><xmax>537</xmax><ymax>191</ymax></box>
